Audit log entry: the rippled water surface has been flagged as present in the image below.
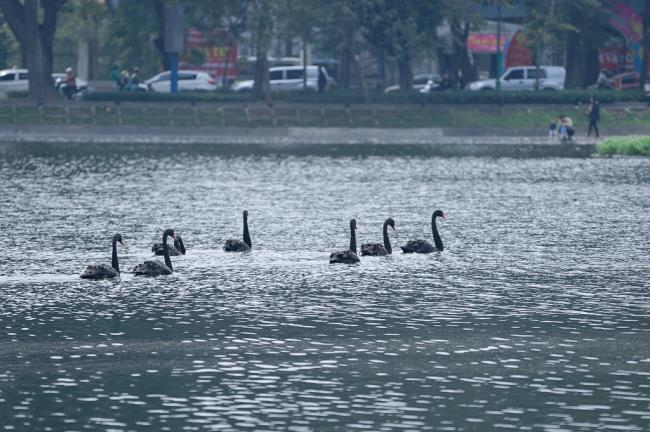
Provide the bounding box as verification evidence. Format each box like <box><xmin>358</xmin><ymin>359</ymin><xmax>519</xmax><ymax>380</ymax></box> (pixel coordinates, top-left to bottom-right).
<box><xmin>1</xmin><ymin>144</ymin><xmax>649</xmax><ymax>431</ymax></box>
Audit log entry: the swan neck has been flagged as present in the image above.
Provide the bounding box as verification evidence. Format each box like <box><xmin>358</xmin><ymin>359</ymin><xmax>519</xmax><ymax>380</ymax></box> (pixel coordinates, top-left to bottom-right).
<box><xmin>162</xmin><ymin>233</ymin><xmax>173</xmax><ymax>271</ymax></box>
<box><xmin>349</xmin><ymin>225</ymin><xmax>357</xmax><ymax>253</ymax></box>
<box><xmin>431</xmin><ymin>215</ymin><xmax>443</xmax><ymax>251</ymax></box>
<box><xmin>111</xmin><ymin>239</ymin><xmax>120</xmax><ymax>273</ymax></box>
<box><xmin>383</xmin><ymin>222</ymin><xmax>392</xmax><ymax>254</ymax></box>
<box><xmin>243</xmin><ymin>214</ymin><xmax>251</xmax><ymax>249</ymax></box>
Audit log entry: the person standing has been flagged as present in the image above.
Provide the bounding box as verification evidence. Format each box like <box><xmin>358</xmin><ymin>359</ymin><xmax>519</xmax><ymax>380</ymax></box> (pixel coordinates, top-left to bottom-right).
<box><xmin>63</xmin><ymin>67</ymin><xmax>77</xmax><ymax>99</ymax></box>
<box><xmin>587</xmin><ymin>97</ymin><xmax>600</xmax><ymax>137</ymax></box>
<box><xmin>317</xmin><ymin>66</ymin><xmax>327</xmax><ymax>94</ymax></box>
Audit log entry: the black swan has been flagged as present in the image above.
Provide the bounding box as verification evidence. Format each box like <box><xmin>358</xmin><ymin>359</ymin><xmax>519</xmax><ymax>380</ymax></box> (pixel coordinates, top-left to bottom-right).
<box><xmin>152</xmin><ymin>234</ymin><xmax>186</xmax><ymax>256</ymax></box>
<box><xmin>133</xmin><ymin>229</ymin><xmax>175</xmax><ymax>276</ymax></box>
<box><xmin>224</xmin><ymin>210</ymin><xmax>252</xmax><ymax>252</ymax></box>
<box><xmin>80</xmin><ymin>233</ymin><xmax>123</xmax><ymax>279</ymax></box>
<box><xmin>330</xmin><ymin>219</ymin><xmax>361</xmax><ymax>264</ymax></box>
<box><xmin>401</xmin><ymin>210</ymin><xmax>445</xmax><ymax>253</ymax></box>
<box><xmin>361</xmin><ymin>218</ymin><xmax>395</xmax><ymax>256</ymax></box>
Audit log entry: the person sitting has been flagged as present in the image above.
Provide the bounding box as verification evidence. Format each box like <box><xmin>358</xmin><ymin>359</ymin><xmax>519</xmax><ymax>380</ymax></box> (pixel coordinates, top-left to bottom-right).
<box><xmin>557</xmin><ymin>115</ymin><xmax>574</xmax><ymax>141</ymax></box>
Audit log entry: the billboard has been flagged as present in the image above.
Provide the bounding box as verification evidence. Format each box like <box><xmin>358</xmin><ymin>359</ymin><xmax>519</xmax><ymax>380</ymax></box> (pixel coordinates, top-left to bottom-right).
<box><xmin>180</xmin><ymin>29</ymin><xmax>238</xmax><ymax>81</ymax></box>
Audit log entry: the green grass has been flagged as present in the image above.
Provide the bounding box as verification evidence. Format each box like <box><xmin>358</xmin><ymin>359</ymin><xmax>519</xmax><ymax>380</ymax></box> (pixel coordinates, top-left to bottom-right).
<box><xmin>597</xmin><ymin>136</ymin><xmax>650</xmax><ymax>156</ymax></box>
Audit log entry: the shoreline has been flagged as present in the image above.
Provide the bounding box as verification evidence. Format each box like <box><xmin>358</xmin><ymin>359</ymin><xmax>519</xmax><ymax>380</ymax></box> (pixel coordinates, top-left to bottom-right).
<box><xmin>0</xmin><ymin>126</ymin><xmax>603</xmax><ymax>157</ymax></box>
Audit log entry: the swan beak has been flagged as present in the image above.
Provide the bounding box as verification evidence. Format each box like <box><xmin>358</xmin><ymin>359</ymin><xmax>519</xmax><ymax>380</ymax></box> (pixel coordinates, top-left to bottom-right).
<box><xmin>118</xmin><ymin>240</ymin><xmax>124</xmax><ymax>246</ymax></box>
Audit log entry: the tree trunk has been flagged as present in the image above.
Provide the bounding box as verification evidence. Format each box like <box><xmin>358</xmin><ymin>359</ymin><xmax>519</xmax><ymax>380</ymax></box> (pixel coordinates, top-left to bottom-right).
<box><xmin>340</xmin><ymin>29</ymin><xmax>353</xmax><ymax>89</ymax></box>
<box><xmin>377</xmin><ymin>48</ymin><xmax>386</xmax><ymax>90</ymax></box>
<box><xmin>640</xmin><ymin>0</ymin><xmax>650</xmax><ymax>89</ymax></box>
<box><xmin>397</xmin><ymin>45</ymin><xmax>412</xmax><ymax>91</ymax></box>
<box><xmin>0</xmin><ymin>0</ymin><xmax>63</xmax><ymax>101</ymax></box>
<box><xmin>302</xmin><ymin>38</ymin><xmax>307</xmax><ymax>90</ymax></box>
<box><xmin>565</xmin><ymin>30</ymin><xmax>583</xmax><ymax>88</ymax></box>
<box><xmin>152</xmin><ymin>0</ymin><xmax>170</xmax><ymax>71</ymax></box>
<box><xmin>249</xmin><ymin>0</ymin><xmax>273</xmax><ymax>101</ymax></box>
<box><xmin>451</xmin><ymin>21</ymin><xmax>476</xmax><ymax>89</ymax></box>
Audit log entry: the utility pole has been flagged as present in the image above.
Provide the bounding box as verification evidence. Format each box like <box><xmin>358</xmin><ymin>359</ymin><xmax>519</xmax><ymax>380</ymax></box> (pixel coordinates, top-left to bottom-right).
<box><xmin>496</xmin><ymin>3</ymin><xmax>502</xmax><ymax>92</ymax></box>
<box><xmin>641</xmin><ymin>0</ymin><xmax>649</xmax><ymax>90</ymax></box>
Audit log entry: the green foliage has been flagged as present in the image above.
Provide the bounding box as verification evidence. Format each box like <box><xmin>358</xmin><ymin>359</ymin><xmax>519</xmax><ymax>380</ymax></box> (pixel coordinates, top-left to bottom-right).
<box><xmin>597</xmin><ymin>136</ymin><xmax>650</xmax><ymax>156</ymax></box>
<box><xmin>82</xmin><ymin>90</ymin><xmax>254</xmax><ymax>103</ymax></box>
<box><xmin>80</xmin><ymin>89</ymin><xmax>648</xmax><ymax>105</ymax></box>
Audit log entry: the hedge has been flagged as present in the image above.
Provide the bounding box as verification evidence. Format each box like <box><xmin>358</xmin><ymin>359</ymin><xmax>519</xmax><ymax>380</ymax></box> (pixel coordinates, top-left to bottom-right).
<box><xmin>597</xmin><ymin>136</ymin><xmax>650</xmax><ymax>156</ymax></box>
<box><xmin>7</xmin><ymin>88</ymin><xmax>649</xmax><ymax>105</ymax></box>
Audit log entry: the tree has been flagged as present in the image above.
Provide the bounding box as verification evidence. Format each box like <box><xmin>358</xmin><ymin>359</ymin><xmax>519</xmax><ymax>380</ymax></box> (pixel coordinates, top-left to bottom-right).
<box><xmin>353</xmin><ymin>0</ymin><xmax>442</xmax><ymax>91</ymax></box>
<box><xmin>0</xmin><ymin>0</ymin><xmax>66</xmax><ymax>100</ymax></box>
<box><xmin>248</xmin><ymin>0</ymin><xmax>275</xmax><ymax>101</ymax></box>
<box><xmin>523</xmin><ymin>0</ymin><xmax>577</xmax><ymax>90</ymax></box>
<box><xmin>641</xmin><ymin>0</ymin><xmax>649</xmax><ymax>90</ymax></box>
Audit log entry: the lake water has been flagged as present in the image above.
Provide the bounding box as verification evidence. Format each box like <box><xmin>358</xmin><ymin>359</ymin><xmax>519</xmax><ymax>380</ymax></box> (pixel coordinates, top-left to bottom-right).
<box><xmin>1</xmin><ymin>143</ymin><xmax>649</xmax><ymax>431</ymax></box>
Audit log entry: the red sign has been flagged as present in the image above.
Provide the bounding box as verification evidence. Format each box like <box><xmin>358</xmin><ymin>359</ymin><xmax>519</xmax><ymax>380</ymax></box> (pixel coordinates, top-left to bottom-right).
<box><xmin>467</xmin><ymin>34</ymin><xmax>509</xmax><ymax>53</ymax></box>
<box><xmin>505</xmin><ymin>30</ymin><xmax>532</xmax><ymax>68</ymax></box>
<box><xmin>180</xmin><ymin>29</ymin><xmax>238</xmax><ymax>80</ymax></box>
<box><xmin>599</xmin><ymin>48</ymin><xmax>634</xmax><ymax>72</ymax></box>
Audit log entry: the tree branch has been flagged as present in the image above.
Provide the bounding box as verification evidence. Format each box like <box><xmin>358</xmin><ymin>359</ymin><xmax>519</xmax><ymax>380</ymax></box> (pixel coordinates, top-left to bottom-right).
<box><xmin>0</xmin><ymin>0</ymin><xmax>26</xmax><ymax>44</ymax></box>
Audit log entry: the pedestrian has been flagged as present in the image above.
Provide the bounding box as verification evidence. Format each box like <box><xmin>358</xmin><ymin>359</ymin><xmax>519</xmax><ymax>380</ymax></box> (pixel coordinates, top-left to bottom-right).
<box><xmin>128</xmin><ymin>67</ymin><xmax>140</xmax><ymax>91</ymax></box>
<box><xmin>111</xmin><ymin>65</ymin><xmax>120</xmax><ymax>90</ymax></box>
<box><xmin>119</xmin><ymin>70</ymin><xmax>129</xmax><ymax>91</ymax></box>
<box><xmin>62</xmin><ymin>66</ymin><xmax>77</xmax><ymax>99</ymax></box>
<box><xmin>317</xmin><ymin>65</ymin><xmax>327</xmax><ymax>94</ymax></box>
<box><xmin>587</xmin><ymin>97</ymin><xmax>600</xmax><ymax>137</ymax></box>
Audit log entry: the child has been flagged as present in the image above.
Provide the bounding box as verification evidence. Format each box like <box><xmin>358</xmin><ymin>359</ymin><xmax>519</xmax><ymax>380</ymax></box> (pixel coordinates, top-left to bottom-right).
<box><xmin>548</xmin><ymin>121</ymin><xmax>557</xmax><ymax>138</ymax></box>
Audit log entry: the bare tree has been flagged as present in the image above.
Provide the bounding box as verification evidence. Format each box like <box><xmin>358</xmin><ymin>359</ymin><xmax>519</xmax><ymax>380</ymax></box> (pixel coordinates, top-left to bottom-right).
<box><xmin>0</xmin><ymin>0</ymin><xmax>66</xmax><ymax>100</ymax></box>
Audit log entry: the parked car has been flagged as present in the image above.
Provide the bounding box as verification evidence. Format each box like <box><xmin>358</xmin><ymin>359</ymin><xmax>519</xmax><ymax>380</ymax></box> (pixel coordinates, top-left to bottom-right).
<box><xmin>611</xmin><ymin>71</ymin><xmax>642</xmax><ymax>90</ymax></box>
<box><xmin>0</xmin><ymin>68</ymin><xmax>29</xmax><ymax>94</ymax></box>
<box><xmin>384</xmin><ymin>73</ymin><xmax>442</xmax><ymax>93</ymax></box>
<box><xmin>466</xmin><ymin>66</ymin><xmax>566</xmax><ymax>91</ymax></box>
<box><xmin>139</xmin><ymin>70</ymin><xmax>218</xmax><ymax>92</ymax></box>
<box><xmin>231</xmin><ymin>65</ymin><xmax>331</xmax><ymax>92</ymax></box>
<box><xmin>0</xmin><ymin>68</ymin><xmax>88</xmax><ymax>95</ymax></box>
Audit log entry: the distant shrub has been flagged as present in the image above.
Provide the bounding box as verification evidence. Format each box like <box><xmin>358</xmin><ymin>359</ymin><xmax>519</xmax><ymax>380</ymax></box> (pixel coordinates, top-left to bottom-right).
<box><xmin>597</xmin><ymin>136</ymin><xmax>650</xmax><ymax>156</ymax></box>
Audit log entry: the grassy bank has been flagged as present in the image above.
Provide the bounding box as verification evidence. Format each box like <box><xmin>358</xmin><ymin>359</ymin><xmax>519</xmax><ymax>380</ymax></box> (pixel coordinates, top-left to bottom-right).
<box><xmin>1</xmin><ymin>101</ymin><xmax>649</xmax><ymax>130</ymax></box>
<box><xmin>597</xmin><ymin>136</ymin><xmax>650</xmax><ymax>155</ymax></box>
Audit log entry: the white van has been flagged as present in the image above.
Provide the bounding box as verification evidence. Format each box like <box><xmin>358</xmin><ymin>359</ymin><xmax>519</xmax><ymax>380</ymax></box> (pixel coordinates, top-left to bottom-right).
<box><xmin>231</xmin><ymin>65</ymin><xmax>330</xmax><ymax>92</ymax></box>
<box><xmin>467</xmin><ymin>66</ymin><xmax>566</xmax><ymax>91</ymax></box>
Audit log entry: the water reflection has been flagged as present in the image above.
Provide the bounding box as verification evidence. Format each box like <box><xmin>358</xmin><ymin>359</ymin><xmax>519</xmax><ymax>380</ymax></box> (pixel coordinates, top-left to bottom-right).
<box><xmin>1</xmin><ymin>145</ymin><xmax>649</xmax><ymax>431</ymax></box>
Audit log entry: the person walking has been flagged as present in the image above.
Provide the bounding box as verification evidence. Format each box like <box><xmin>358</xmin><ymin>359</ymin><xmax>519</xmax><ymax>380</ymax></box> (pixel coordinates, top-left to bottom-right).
<box><xmin>587</xmin><ymin>97</ymin><xmax>600</xmax><ymax>137</ymax></box>
<box><xmin>317</xmin><ymin>66</ymin><xmax>327</xmax><ymax>94</ymax></box>
<box><xmin>62</xmin><ymin>67</ymin><xmax>77</xmax><ymax>99</ymax></box>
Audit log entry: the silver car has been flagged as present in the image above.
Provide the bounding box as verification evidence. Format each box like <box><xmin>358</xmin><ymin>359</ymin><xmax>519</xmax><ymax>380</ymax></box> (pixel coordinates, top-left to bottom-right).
<box><xmin>467</xmin><ymin>66</ymin><xmax>566</xmax><ymax>91</ymax></box>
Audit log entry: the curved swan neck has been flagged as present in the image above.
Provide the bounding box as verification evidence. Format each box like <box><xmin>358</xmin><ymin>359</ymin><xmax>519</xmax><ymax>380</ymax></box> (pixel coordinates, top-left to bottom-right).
<box><xmin>243</xmin><ymin>213</ymin><xmax>251</xmax><ymax>249</ymax></box>
<box><xmin>382</xmin><ymin>221</ymin><xmax>392</xmax><ymax>254</ymax></box>
<box><xmin>162</xmin><ymin>232</ymin><xmax>173</xmax><ymax>271</ymax></box>
<box><xmin>431</xmin><ymin>214</ymin><xmax>443</xmax><ymax>251</ymax></box>
<box><xmin>175</xmin><ymin>236</ymin><xmax>186</xmax><ymax>254</ymax></box>
<box><xmin>349</xmin><ymin>224</ymin><xmax>357</xmax><ymax>253</ymax></box>
<box><xmin>111</xmin><ymin>238</ymin><xmax>120</xmax><ymax>273</ymax></box>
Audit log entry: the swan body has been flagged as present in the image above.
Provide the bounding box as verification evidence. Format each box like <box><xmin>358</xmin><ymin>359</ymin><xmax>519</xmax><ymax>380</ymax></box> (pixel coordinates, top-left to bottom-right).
<box><xmin>361</xmin><ymin>218</ymin><xmax>395</xmax><ymax>256</ymax></box>
<box><xmin>401</xmin><ymin>210</ymin><xmax>444</xmax><ymax>254</ymax></box>
<box><xmin>134</xmin><ymin>229</ymin><xmax>175</xmax><ymax>276</ymax></box>
<box><xmin>224</xmin><ymin>210</ymin><xmax>252</xmax><ymax>252</ymax></box>
<box><xmin>133</xmin><ymin>260</ymin><xmax>172</xmax><ymax>276</ymax></box>
<box><xmin>152</xmin><ymin>235</ymin><xmax>186</xmax><ymax>256</ymax></box>
<box><xmin>330</xmin><ymin>219</ymin><xmax>360</xmax><ymax>264</ymax></box>
<box><xmin>81</xmin><ymin>234</ymin><xmax>123</xmax><ymax>280</ymax></box>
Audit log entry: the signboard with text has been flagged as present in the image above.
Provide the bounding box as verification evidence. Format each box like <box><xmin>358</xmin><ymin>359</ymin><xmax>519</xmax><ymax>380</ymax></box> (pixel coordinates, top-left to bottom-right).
<box><xmin>180</xmin><ymin>29</ymin><xmax>238</xmax><ymax>80</ymax></box>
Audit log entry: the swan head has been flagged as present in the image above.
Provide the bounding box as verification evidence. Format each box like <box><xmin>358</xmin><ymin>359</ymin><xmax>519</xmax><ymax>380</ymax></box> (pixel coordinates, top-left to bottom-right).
<box><xmin>386</xmin><ymin>218</ymin><xmax>395</xmax><ymax>230</ymax></box>
<box><xmin>163</xmin><ymin>228</ymin><xmax>176</xmax><ymax>240</ymax></box>
<box><xmin>112</xmin><ymin>233</ymin><xmax>124</xmax><ymax>245</ymax></box>
<box><xmin>350</xmin><ymin>219</ymin><xmax>357</xmax><ymax>230</ymax></box>
<box><xmin>433</xmin><ymin>210</ymin><xmax>445</xmax><ymax>220</ymax></box>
